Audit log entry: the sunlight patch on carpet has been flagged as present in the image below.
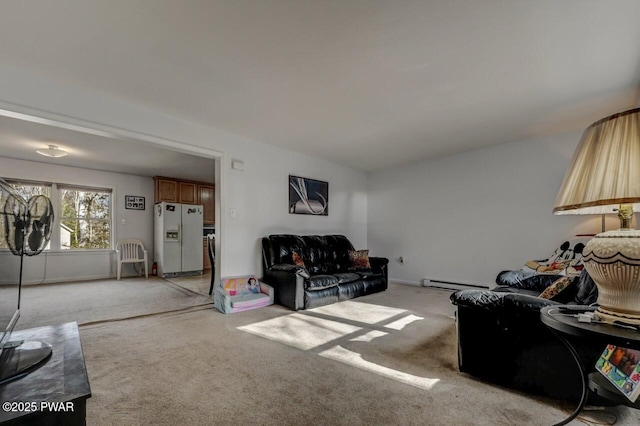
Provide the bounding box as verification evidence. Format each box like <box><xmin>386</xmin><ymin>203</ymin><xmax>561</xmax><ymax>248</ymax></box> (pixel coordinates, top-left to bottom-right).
<box><xmin>238</xmin><ymin>300</ymin><xmax>441</xmax><ymax>391</ymax></box>
<box><xmin>384</xmin><ymin>314</ymin><xmax>423</xmax><ymax>330</ymax></box>
<box><xmin>238</xmin><ymin>313</ymin><xmax>361</xmax><ymax>351</ymax></box>
<box><xmin>308</xmin><ymin>301</ymin><xmax>406</xmax><ymax>324</ymax></box>
<box><xmin>319</xmin><ymin>345</ymin><xmax>440</xmax><ymax>390</ymax></box>
<box><xmin>349</xmin><ymin>330</ymin><xmax>388</xmax><ymax>342</ymax></box>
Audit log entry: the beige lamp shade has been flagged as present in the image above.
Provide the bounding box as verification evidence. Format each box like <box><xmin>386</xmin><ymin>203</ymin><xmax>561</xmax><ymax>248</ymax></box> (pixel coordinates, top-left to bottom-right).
<box><xmin>553</xmin><ymin>107</ymin><xmax>640</xmax><ymax>215</ymax></box>
<box><xmin>553</xmin><ymin>107</ymin><xmax>640</xmax><ymax>324</ymax></box>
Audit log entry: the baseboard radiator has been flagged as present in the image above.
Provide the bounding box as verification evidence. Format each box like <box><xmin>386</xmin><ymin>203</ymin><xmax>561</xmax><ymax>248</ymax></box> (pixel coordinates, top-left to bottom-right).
<box><xmin>422</xmin><ymin>278</ymin><xmax>489</xmax><ymax>291</ymax></box>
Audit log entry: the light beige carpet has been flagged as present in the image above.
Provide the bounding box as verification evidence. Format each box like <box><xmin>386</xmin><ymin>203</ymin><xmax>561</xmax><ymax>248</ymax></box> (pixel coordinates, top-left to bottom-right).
<box><xmin>18</xmin><ymin>277</ymin><xmax>212</xmax><ymax>330</ymax></box>
<box><xmin>166</xmin><ymin>272</ymin><xmax>212</xmax><ymax>297</ymax></box>
<box><xmin>71</xmin><ymin>283</ymin><xmax>639</xmax><ymax>425</ymax></box>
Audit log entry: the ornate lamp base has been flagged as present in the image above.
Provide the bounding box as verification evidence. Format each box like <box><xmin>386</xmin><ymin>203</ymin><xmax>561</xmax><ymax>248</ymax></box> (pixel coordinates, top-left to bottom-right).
<box><xmin>595</xmin><ymin>306</ymin><xmax>640</xmax><ymax>326</ymax></box>
<box><xmin>583</xmin><ymin>229</ymin><xmax>640</xmax><ymax>326</ymax></box>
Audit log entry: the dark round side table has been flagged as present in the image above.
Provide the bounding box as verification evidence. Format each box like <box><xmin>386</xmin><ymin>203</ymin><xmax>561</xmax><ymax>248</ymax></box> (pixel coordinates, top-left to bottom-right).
<box><xmin>540</xmin><ymin>306</ymin><xmax>640</xmax><ymax>426</ymax></box>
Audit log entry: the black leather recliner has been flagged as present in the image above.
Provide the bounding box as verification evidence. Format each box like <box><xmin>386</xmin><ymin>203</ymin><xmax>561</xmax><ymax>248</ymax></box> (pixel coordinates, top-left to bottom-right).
<box><xmin>450</xmin><ymin>270</ymin><xmax>602</xmax><ymax>401</ymax></box>
<box><xmin>261</xmin><ymin>234</ymin><xmax>389</xmax><ymax>310</ymax></box>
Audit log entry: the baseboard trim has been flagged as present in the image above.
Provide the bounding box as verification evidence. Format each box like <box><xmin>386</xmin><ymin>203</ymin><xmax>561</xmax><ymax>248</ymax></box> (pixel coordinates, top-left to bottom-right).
<box><xmin>21</xmin><ymin>274</ymin><xmax>141</xmax><ymax>285</ymax></box>
<box><xmin>390</xmin><ymin>278</ymin><xmax>489</xmax><ymax>291</ymax></box>
<box><xmin>389</xmin><ymin>278</ymin><xmax>422</xmax><ymax>287</ymax></box>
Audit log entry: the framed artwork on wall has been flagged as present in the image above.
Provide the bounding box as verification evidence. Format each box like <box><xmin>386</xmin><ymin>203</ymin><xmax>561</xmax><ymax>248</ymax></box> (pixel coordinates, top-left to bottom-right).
<box><xmin>289</xmin><ymin>175</ymin><xmax>329</xmax><ymax>216</ymax></box>
<box><xmin>125</xmin><ymin>195</ymin><xmax>145</xmax><ymax>210</ymax></box>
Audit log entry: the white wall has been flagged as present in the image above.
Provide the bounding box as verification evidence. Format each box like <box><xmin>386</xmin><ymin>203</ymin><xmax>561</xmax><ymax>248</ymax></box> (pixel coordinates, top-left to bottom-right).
<box><xmin>367</xmin><ymin>130</ymin><xmax>615</xmax><ymax>287</ymax></box>
<box><xmin>0</xmin><ymin>67</ymin><xmax>368</xmax><ymax>279</ymax></box>
<box><xmin>0</xmin><ymin>157</ymin><xmax>154</xmax><ymax>283</ymax></box>
<box><xmin>223</xmin><ymin>143</ymin><xmax>368</xmax><ymax>274</ymax></box>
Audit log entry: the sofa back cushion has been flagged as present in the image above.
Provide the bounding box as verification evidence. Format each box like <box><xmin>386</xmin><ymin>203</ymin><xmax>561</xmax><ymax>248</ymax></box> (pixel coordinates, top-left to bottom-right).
<box><xmin>323</xmin><ymin>235</ymin><xmax>355</xmax><ymax>271</ymax></box>
<box><xmin>262</xmin><ymin>234</ymin><xmax>355</xmax><ymax>273</ymax></box>
<box><xmin>302</xmin><ymin>235</ymin><xmax>355</xmax><ymax>273</ymax></box>
<box><xmin>301</xmin><ymin>235</ymin><xmax>331</xmax><ymax>267</ymax></box>
<box><xmin>262</xmin><ymin>235</ymin><xmax>307</xmax><ymax>268</ymax></box>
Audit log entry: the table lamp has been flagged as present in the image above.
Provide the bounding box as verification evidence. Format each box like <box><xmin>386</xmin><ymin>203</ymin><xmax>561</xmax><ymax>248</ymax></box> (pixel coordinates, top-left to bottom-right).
<box><xmin>554</xmin><ymin>107</ymin><xmax>640</xmax><ymax>325</ymax></box>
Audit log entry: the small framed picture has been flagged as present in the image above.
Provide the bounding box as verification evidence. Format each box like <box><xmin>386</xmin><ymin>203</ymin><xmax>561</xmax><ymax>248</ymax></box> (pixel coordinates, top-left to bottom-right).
<box><xmin>125</xmin><ymin>195</ymin><xmax>145</xmax><ymax>210</ymax></box>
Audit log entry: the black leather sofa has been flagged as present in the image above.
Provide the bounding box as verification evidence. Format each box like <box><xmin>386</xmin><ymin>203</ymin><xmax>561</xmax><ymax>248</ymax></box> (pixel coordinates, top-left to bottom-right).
<box><xmin>261</xmin><ymin>234</ymin><xmax>389</xmax><ymax>310</ymax></box>
<box><xmin>450</xmin><ymin>270</ymin><xmax>603</xmax><ymax>401</ymax></box>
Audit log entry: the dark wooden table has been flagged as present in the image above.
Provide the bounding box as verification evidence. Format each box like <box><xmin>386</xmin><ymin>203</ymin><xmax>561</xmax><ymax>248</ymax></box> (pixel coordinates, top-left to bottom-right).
<box><xmin>0</xmin><ymin>322</ymin><xmax>91</xmax><ymax>425</ymax></box>
<box><xmin>541</xmin><ymin>306</ymin><xmax>640</xmax><ymax>425</ymax></box>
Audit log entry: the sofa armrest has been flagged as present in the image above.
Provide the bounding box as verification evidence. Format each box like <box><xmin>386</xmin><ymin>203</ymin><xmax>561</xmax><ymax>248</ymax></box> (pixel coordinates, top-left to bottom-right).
<box><xmin>369</xmin><ymin>256</ymin><xmax>388</xmax><ymax>272</ymax></box>
<box><xmin>369</xmin><ymin>257</ymin><xmax>389</xmax><ymax>284</ymax></box>
<box><xmin>260</xmin><ymin>282</ymin><xmax>274</xmax><ymax>302</ymax></box>
<box><xmin>269</xmin><ymin>263</ymin><xmax>310</xmax><ymax>279</ymax></box>
<box><xmin>451</xmin><ymin>290</ymin><xmax>505</xmax><ymax>311</ymax></box>
<box><xmin>213</xmin><ymin>285</ymin><xmax>233</xmax><ymax>314</ymax></box>
<box><xmin>263</xmin><ymin>269</ymin><xmax>305</xmax><ymax>310</ymax></box>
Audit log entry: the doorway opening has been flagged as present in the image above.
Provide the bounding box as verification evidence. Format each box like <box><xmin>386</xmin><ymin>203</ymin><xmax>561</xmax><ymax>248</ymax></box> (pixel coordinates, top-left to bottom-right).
<box><xmin>0</xmin><ymin>107</ymin><xmax>224</xmax><ymax>297</ymax></box>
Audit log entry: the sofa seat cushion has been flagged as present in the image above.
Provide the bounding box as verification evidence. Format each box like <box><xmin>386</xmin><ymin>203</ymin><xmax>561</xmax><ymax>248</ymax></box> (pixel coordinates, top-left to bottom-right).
<box><xmin>304</xmin><ymin>286</ymin><xmax>340</xmax><ymax>309</ymax></box>
<box><xmin>338</xmin><ymin>280</ymin><xmax>365</xmax><ymax>301</ymax></box>
<box><xmin>305</xmin><ymin>274</ymin><xmax>339</xmax><ymax>290</ymax></box>
<box><xmin>333</xmin><ymin>272</ymin><xmax>361</xmax><ymax>284</ymax></box>
<box><xmin>229</xmin><ymin>293</ymin><xmax>271</xmax><ymax>309</ymax></box>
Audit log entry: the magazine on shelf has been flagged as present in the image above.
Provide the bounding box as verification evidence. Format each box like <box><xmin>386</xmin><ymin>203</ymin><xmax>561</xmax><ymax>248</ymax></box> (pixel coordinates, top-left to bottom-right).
<box><xmin>595</xmin><ymin>344</ymin><xmax>640</xmax><ymax>402</ymax></box>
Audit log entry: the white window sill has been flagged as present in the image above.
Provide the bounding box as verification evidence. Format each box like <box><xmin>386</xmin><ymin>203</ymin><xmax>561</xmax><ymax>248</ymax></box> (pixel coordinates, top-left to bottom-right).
<box><xmin>0</xmin><ymin>249</ymin><xmax>114</xmax><ymax>255</ymax></box>
<box><xmin>45</xmin><ymin>249</ymin><xmax>115</xmax><ymax>256</ymax></box>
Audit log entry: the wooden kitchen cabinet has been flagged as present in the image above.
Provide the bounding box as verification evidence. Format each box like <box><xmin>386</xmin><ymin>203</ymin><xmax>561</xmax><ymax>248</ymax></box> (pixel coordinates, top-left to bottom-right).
<box><xmin>154</xmin><ymin>177</ymin><xmax>179</xmax><ymax>203</ymax></box>
<box><xmin>154</xmin><ymin>177</ymin><xmax>214</xmax><ymax>220</ymax></box>
<box><xmin>179</xmin><ymin>182</ymin><xmax>198</xmax><ymax>204</ymax></box>
<box><xmin>198</xmin><ymin>184</ymin><xmax>215</xmax><ymax>225</ymax></box>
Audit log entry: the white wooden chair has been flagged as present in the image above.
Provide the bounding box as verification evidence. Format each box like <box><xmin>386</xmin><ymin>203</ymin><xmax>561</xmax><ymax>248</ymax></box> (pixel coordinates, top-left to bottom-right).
<box><xmin>115</xmin><ymin>238</ymin><xmax>148</xmax><ymax>280</ymax></box>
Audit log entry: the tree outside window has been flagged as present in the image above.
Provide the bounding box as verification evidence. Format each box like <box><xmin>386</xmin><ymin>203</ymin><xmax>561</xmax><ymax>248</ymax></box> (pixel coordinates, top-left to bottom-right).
<box><xmin>60</xmin><ymin>187</ymin><xmax>111</xmax><ymax>250</ymax></box>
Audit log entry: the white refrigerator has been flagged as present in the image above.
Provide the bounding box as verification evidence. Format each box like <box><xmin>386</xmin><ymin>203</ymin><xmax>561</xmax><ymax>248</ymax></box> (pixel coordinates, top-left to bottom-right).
<box><xmin>154</xmin><ymin>202</ymin><xmax>203</xmax><ymax>277</ymax></box>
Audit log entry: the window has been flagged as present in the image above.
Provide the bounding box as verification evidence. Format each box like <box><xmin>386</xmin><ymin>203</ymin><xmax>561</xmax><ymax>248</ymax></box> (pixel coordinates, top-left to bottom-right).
<box><xmin>60</xmin><ymin>186</ymin><xmax>111</xmax><ymax>250</ymax></box>
<box><xmin>0</xmin><ymin>179</ymin><xmax>112</xmax><ymax>251</ymax></box>
<box><xmin>7</xmin><ymin>182</ymin><xmax>51</xmax><ymax>200</ymax></box>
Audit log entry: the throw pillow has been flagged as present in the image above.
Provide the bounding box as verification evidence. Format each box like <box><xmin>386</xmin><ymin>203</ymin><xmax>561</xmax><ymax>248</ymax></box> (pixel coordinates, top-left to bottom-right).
<box><xmin>292</xmin><ymin>251</ymin><xmax>306</xmax><ymax>268</ymax></box>
<box><xmin>539</xmin><ymin>276</ymin><xmax>574</xmax><ymax>300</ymax></box>
<box><xmin>348</xmin><ymin>249</ymin><xmax>371</xmax><ymax>270</ymax></box>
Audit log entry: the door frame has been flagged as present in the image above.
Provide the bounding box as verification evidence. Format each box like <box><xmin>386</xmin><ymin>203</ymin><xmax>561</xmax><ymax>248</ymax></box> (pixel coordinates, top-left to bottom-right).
<box><xmin>0</xmin><ymin>104</ymin><xmax>225</xmax><ymax>288</ymax></box>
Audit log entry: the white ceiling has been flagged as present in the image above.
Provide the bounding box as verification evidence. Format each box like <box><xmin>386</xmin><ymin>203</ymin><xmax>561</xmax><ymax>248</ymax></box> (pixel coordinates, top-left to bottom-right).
<box><xmin>0</xmin><ymin>1</ymin><xmax>639</xmax><ymax>171</ymax></box>
<box><xmin>0</xmin><ymin>114</ymin><xmax>215</xmax><ymax>183</ymax></box>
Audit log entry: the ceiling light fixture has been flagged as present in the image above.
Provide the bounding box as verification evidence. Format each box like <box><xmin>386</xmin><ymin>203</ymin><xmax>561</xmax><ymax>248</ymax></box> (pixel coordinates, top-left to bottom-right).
<box><xmin>36</xmin><ymin>145</ymin><xmax>68</xmax><ymax>158</ymax></box>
